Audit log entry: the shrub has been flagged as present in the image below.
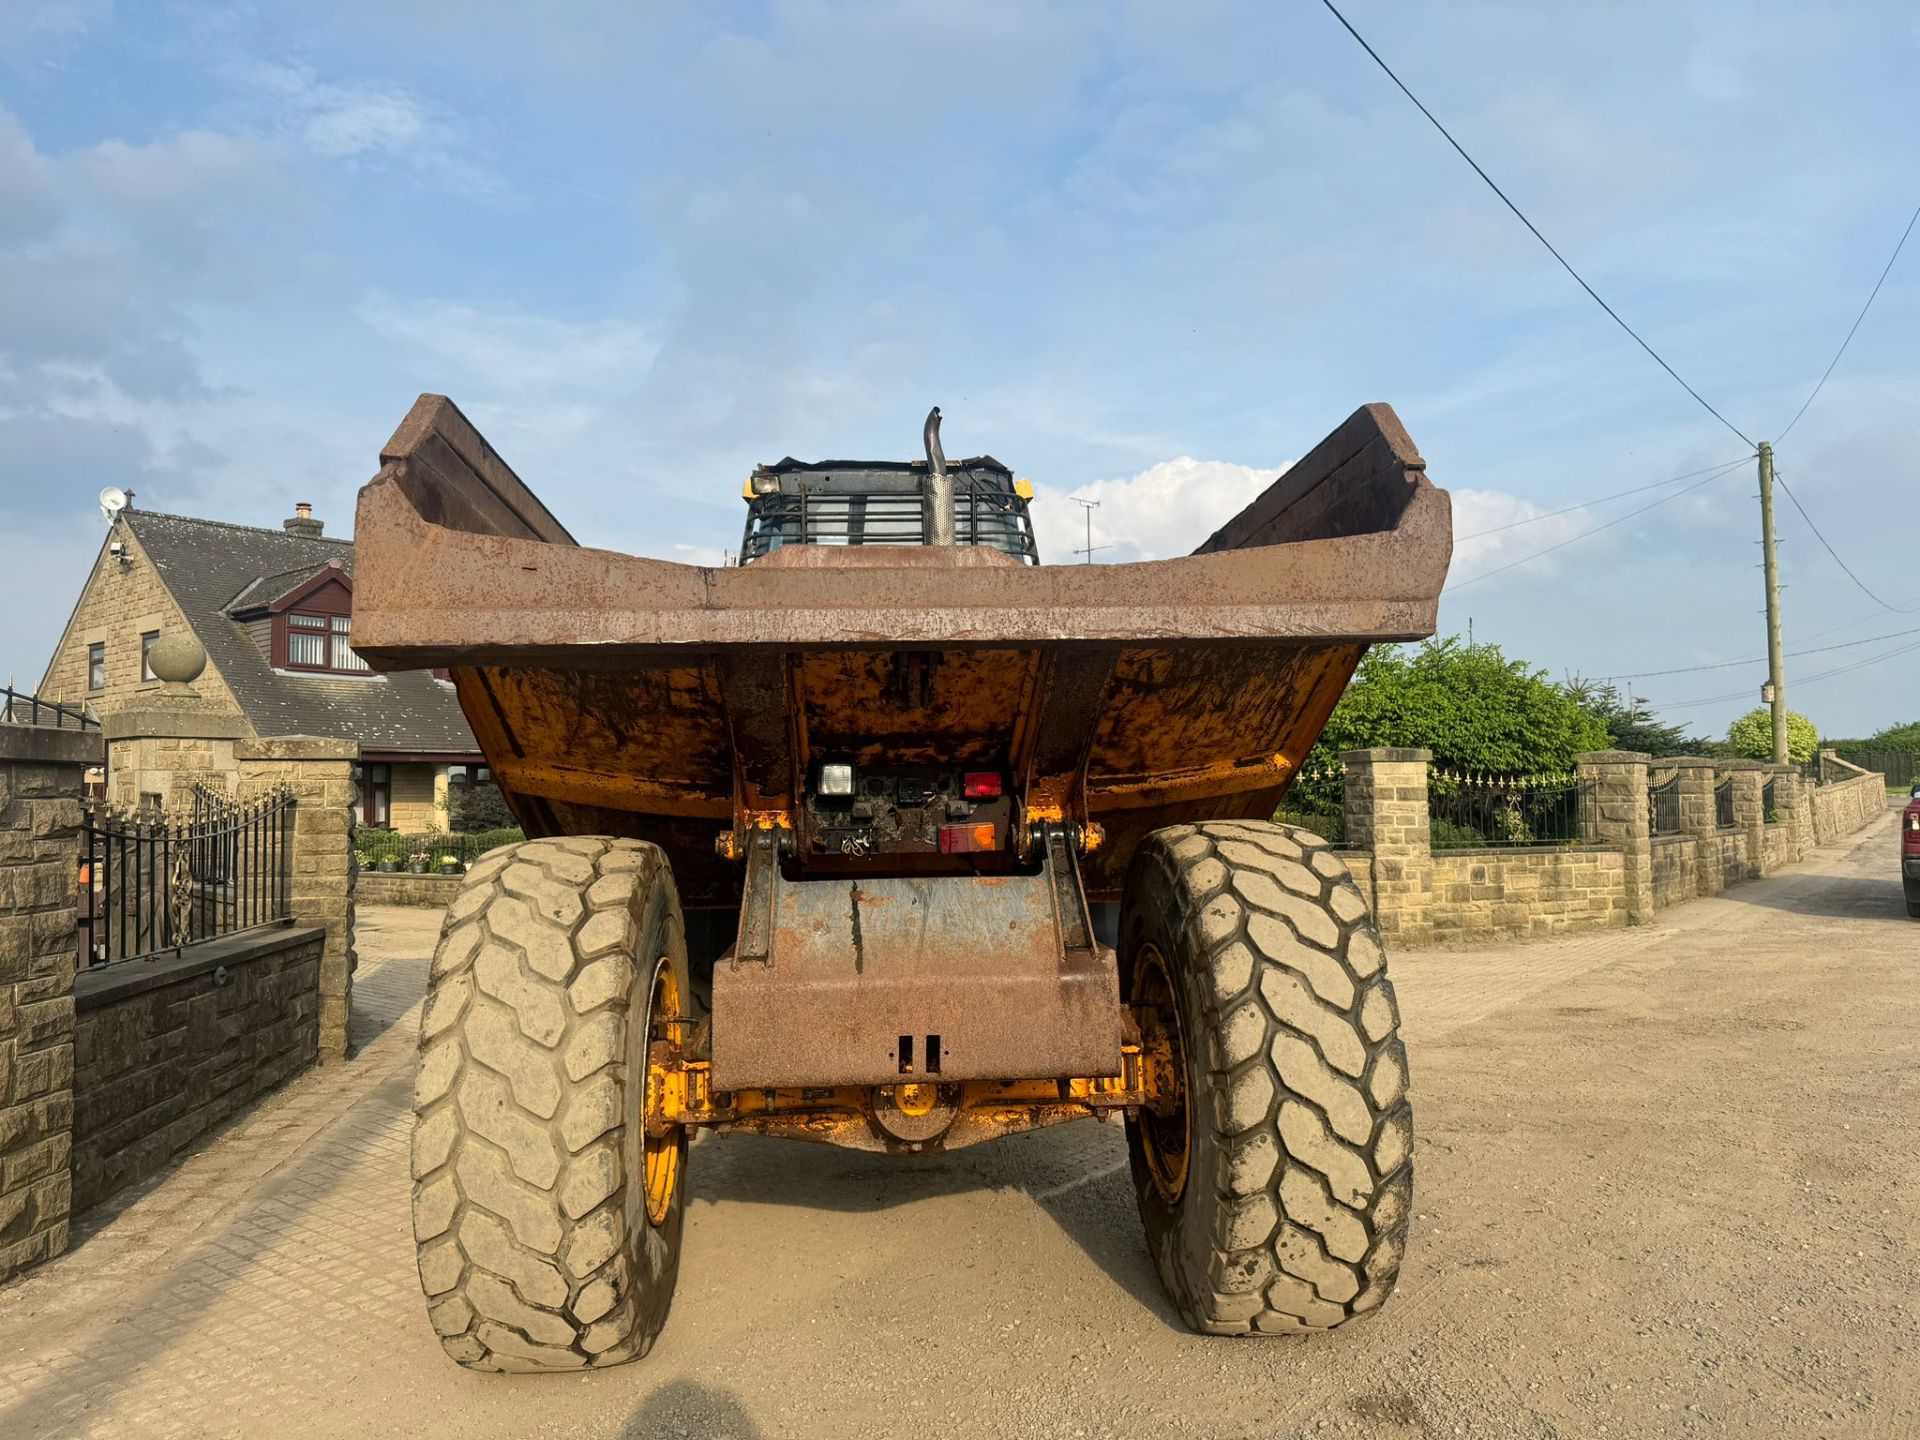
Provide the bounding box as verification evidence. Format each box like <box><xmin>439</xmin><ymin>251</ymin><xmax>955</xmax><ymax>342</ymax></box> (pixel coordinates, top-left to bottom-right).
<box><xmin>1725</xmin><ymin>708</ymin><xmax>1817</xmax><ymax>765</ymax></box>
<box><xmin>1297</xmin><ymin>637</ymin><xmax>1609</xmax><ymax>807</ymax></box>
<box><xmin>450</xmin><ymin>781</ymin><xmax>516</xmax><ymax>833</ymax></box>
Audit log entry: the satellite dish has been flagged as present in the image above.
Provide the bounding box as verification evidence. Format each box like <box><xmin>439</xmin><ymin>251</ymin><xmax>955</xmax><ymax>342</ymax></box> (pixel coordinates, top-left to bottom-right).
<box><xmin>99</xmin><ymin>487</ymin><xmax>127</xmax><ymax>522</ymax></box>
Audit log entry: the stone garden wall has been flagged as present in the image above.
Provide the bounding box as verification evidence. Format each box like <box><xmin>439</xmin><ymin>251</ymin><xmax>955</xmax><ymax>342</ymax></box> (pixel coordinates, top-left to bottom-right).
<box><xmin>1334</xmin><ymin>748</ymin><xmax>1886</xmax><ymax>948</ymax></box>
<box><xmin>71</xmin><ymin>926</ymin><xmax>322</xmax><ymax>1211</ymax></box>
<box><xmin>0</xmin><ymin>726</ymin><xmax>94</xmax><ymax>1283</ymax></box>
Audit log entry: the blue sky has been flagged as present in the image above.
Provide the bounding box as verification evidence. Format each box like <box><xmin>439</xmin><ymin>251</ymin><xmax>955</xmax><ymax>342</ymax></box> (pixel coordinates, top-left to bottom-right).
<box><xmin>2</xmin><ymin>1</ymin><xmax>1915</xmax><ymax>739</ymax></box>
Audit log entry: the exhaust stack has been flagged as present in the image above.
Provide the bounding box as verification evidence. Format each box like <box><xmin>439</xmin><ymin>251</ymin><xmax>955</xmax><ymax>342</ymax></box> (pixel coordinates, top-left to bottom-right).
<box><xmin>923</xmin><ymin>406</ymin><xmax>955</xmax><ymax>546</ymax></box>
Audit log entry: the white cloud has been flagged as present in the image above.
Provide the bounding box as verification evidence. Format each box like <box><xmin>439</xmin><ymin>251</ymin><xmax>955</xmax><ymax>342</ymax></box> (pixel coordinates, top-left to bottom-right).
<box><xmin>659</xmin><ymin>541</ymin><xmax>731</xmax><ymax>568</ymax></box>
<box><xmin>302</xmin><ymin>91</ymin><xmax>430</xmax><ymax>159</ymax></box>
<box><xmin>240</xmin><ymin>60</ymin><xmax>497</xmax><ymax>196</ymax></box>
<box><xmin>1026</xmin><ymin>465</ymin><xmax>1599</xmax><ymax>584</ymax></box>
<box><xmin>358</xmin><ymin>296</ymin><xmax>658</xmax><ymax>399</ymax></box>
<box><xmin>1027</xmin><ymin>456</ymin><xmax>1281</xmax><ymax>563</ymax></box>
<box><xmin>1449</xmin><ymin>488</ymin><xmax>1593</xmax><ymax>579</ymax></box>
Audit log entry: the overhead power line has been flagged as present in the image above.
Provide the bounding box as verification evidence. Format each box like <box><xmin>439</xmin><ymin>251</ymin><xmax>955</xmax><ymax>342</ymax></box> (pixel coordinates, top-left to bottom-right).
<box><xmin>1797</xmin><ymin>601</ymin><xmax>1920</xmax><ymax>645</ymax></box>
<box><xmin>1454</xmin><ymin>457</ymin><xmax>1753</xmax><ymax>542</ymax></box>
<box><xmin>1771</xmin><ymin>471</ymin><xmax>1916</xmax><ymax>615</ymax></box>
<box><xmin>1318</xmin><ymin>0</ymin><xmax>1756</xmax><ymax>450</ymax></box>
<box><xmin>1445</xmin><ymin>457</ymin><xmax>1749</xmax><ymax>592</ymax></box>
<box><xmin>1647</xmin><ymin>635</ymin><xmax>1920</xmax><ymax>713</ymax></box>
<box><xmin>1777</xmin><ymin>198</ymin><xmax>1920</xmax><ymax>441</ymax></box>
<box><xmin>1603</xmin><ymin>624</ymin><xmax>1920</xmax><ymax>681</ymax></box>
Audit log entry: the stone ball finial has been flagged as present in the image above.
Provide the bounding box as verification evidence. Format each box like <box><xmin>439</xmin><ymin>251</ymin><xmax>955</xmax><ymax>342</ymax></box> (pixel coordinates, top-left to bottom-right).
<box><xmin>148</xmin><ymin>633</ymin><xmax>207</xmax><ymax>685</ymax></box>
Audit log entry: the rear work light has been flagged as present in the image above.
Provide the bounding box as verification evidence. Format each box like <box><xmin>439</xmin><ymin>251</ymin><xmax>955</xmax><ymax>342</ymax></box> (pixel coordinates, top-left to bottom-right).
<box><xmin>818</xmin><ymin>763</ymin><xmax>855</xmax><ymax>797</ymax></box>
<box><xmin>962</xmin><ymin>772</ymin><xmax>1003</xmax><ymax>800</ymax></box>
<box><xmin>938</xmin><ymin>822</ymin><xmax>999</xmax><ymax>854</ymax></box>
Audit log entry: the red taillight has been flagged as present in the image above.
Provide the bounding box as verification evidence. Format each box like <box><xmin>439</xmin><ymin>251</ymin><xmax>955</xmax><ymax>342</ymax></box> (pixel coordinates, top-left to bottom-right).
<box><xmin>963</xmin><ymin>772</ymin><xmax>1003</xmax><ymax>800</ymax></box>
<box><xmin>939</xmin><ymin>822</ymin><xmax>999</xmax><ymax>854</ymax></box>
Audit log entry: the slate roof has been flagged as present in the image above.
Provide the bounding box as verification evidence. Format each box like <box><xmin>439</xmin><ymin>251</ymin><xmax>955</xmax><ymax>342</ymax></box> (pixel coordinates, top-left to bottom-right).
<box><xmin>124</xmin><ymin>510</ymin><xmax>481</xmax><ymax>757</ymax></box>
<box><xmin>222</xmin><ymin>562</ymin><xmax>336</xmax><ymax>613</ymax></box>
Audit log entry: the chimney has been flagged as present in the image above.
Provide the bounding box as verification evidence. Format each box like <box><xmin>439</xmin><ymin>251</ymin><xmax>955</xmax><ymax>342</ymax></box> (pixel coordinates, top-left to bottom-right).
<box><xmin>284</xmin><ymin>502</ymin><xmax>324</xmax><ymax>539</ymax></box>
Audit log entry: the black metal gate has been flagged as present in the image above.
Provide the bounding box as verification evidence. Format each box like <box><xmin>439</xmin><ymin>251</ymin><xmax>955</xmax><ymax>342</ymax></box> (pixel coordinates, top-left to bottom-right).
<box><xmin>80</xmin><ymin>785</ymin><xmax>295</xmax><ymax>966</ymax></box>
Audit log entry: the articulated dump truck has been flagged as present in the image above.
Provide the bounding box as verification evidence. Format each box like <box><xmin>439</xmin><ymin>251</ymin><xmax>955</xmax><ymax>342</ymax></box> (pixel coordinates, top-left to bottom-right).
<box><xmin>351</xmin><ymin>396</ymin><xmax>1452</xmax><ymax>1371</ymax></box>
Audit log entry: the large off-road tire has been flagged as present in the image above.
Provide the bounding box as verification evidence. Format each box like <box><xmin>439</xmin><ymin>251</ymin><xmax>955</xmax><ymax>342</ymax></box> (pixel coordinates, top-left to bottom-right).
<box><xmin>1122</xmin><ymin>820</ymin><xmax>1413</xmax><ymax>1334</ymax></box>
<box><xmin>411</xmin><ymin>837</ymin><xmax>690</xmax><ymax>1372</ymax></box>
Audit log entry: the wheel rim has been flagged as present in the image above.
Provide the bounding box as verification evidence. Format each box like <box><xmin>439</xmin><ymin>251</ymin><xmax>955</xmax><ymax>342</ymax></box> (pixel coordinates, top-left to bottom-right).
<box><xmin>641</xmin><ymin>957</ymin><xmax>681</xmax><ymax>1228</ymax></box>
<box><xmin>1134</xmin><ymin>942</ymin><xmax>1191</xmax><ymax>1206</ymax></box>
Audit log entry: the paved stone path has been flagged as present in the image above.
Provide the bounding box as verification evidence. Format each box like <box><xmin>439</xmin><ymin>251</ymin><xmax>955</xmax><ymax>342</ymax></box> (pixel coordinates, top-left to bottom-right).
<box><xmin>0</xmin><ymin>811</ymin><xmax>1912</xmax><ymax>1439</ymax></box>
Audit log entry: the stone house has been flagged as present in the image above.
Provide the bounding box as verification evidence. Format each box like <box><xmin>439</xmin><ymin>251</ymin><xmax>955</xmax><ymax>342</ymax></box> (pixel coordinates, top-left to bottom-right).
<box><xmin>37</xmin><ymin>501</ymin><xmax>484</xmax><ymax>829</ymax></box>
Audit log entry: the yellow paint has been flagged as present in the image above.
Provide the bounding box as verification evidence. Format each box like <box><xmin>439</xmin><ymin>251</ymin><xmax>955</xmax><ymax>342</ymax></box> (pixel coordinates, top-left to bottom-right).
<box><xmin>892</xmin><ymin>1082</ymin><xmax>939</xmax><ymax>1116</ymax></box>
<box><xmin>1013</xmin><ymin>478</ymin><xmax>1034</xmax><ymax>499</ymax></box>
<box><xmin>647</xmin><ymin>1038</ymin><xmax>1152</xmax><ymax>1151</ymax></box>
<box><xmin>642</xmin><ymin>960</ymin><xmax>682</xmax><ymax>1226</ymax></box>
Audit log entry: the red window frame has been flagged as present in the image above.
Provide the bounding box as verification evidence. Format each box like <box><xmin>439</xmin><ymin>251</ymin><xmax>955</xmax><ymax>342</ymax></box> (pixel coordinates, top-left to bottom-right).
<box><xmin>283</xmin><ymin>611</ymin><xmax>370</xmax><ymax>674</ymax></box>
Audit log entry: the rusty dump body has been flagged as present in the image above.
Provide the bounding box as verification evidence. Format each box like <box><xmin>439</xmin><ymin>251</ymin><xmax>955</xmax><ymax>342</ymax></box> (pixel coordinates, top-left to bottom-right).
<box><xmin>353</xmin><ymin>395</ymin><xmax>1450</xmax><ymax>1152</ymax></box>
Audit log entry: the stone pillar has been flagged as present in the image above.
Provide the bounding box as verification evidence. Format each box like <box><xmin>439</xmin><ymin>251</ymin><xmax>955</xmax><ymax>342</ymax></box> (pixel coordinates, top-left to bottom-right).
<box><xmin>1723</xmin><ymin>760</ymin><xmax>1769</xmax><ymax>880</ymax></box>
<box><xmin>1576</xmin><ymin>750</ymin><xmax>1653</xmax><ymax>925</ymax></box>
<box><xmin>236</xmin><ymin>737</ymin><xmax>357</xmax><ymax>1060</ymax></box>
<box><xmin>1769</xmin><ymin>765</ymin><xmax>1810</xmax><ymax>863</ymax></box>
<box><xmin>0</xmin><ymin>725</ymin><xmax>99</xmax><ymax>1282</ymax></box>
<box><xmin>1668</xmin><ymin>757</ymin><xmax>1722</xmax><ymax>897</ymax></box>
<box><xmin>1342</xmin><ymin>749</ymin><xmax>1432</xmax><ymax>944</ymax></box>
<box><xmin>102</xmin><ymin>696</ymin><xmax>248</xmax><ymax>812</ymax></box>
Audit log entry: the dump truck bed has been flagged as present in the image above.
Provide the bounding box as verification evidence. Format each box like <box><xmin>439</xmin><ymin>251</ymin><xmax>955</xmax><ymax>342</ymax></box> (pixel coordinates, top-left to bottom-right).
<box><xmin>350</xmin><ymin>397</ymin><xmax>1451</xmax><ymax>903</ymax></box>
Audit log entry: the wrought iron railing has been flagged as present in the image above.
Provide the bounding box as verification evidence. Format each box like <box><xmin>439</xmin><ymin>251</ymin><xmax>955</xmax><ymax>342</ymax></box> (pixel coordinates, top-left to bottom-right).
<box><xmin>1428</xmin><ymin>770</ymin><xmax>1581</xmax><ymax>849</ymax></box>
<box><xmin>1761</xmin><ymin>777</ymin><xmax>1777</xmax><ymax>821</ymax></box>
<box><xmin>80</xmin><ymin>786</ymin><xmax>294</xmax><ymax>966</ymax></box>
<box><xmin>1714</xmin><ymin>776</ymin><xmax>1736</xmax><ymax>829</ymax></box>
<box><xmin>0</xmin><ymin>686</ymin><xmax>98</xmax><ymax>731</ymax></box>
<box><xmin>1648</xmin><ymin>771</ymin><xmax>1682</xmax><ymax>836</ymax></box>
<box><xmin>1271</xmin><ymin>761</ymin><xmax>1348</xmax><ymax>845</ymax></box>
<box><xmin>355</xmin><ymin>827</ymin><xmax>524</xmax><ymax>873</ymax></box>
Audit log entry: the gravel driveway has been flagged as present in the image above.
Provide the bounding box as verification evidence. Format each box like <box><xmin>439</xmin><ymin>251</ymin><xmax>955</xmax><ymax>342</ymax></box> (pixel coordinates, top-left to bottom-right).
<box><xmin>0</xmin><ymin>807</ymin><xmax>1911</xmax><ymax>1439</ymax></box>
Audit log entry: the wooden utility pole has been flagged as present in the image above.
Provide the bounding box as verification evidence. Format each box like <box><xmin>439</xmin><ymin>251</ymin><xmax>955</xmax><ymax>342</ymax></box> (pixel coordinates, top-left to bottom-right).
<box><xmin>1757</xmin><ymin>441</ymin><xmax>1787</xmax><ymax>763</ymax></box>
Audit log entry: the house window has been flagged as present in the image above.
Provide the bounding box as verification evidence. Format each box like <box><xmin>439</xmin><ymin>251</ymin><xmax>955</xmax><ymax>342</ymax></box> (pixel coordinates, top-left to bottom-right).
<box><xmin>141</xmin><ymin>631</ymin><xmax>159</xmax><ymax>682</ymax></box>
<box><xmin>286</xmin><ymin>612</ymin><xmax>371</xmax><ymax>674</ymax></box>
<box><xmin>87</xmin><ymin>642</ymin><xmax>106</xmax><ymax>691</ymax></box>
<box><xmin>361</xmin><ymin>763</ymin><xmax>392</xmax><ymax>827</ymax></box>
<box><xmin>449</xmin><ymin>764</ymin><xmax>492</xmax><ymax>791</ymax></box>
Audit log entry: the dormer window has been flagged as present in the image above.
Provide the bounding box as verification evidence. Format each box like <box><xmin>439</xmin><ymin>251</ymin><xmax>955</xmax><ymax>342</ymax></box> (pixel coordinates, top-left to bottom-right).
<box><xmin>243</xmin><ymin>564</ymin><xmax>372</xmax><ymax>675</ymax></box>
<box><xmin>286</xmin><ymin>612</ymin><xmax>370</xmax><ymax>673</ymax></box>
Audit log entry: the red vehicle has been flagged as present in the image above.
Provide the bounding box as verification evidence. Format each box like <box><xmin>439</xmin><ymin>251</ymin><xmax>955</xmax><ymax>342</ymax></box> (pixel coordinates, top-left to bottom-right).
<box><xmin>1904</xmin><ymin>789</ymin><xmax>1920</xmax><ymax>917</ymax></box>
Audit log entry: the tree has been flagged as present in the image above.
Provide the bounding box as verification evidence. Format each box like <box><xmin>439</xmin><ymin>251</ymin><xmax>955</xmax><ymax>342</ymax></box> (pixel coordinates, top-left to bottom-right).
<box><xmin>1564</xmin><ymin>679</ymin><xmax>1718</xmax><ymax>758</ymax></box>
<box><xmin>449</xmin><ymin>779</ymin><xmax>516</xmax><ymax>833</ymax></box>
<box><xmin>1293</xmin><ymin>638</ymin><xmax>1610</xmax><ymax>809</ymax></box>
<box><xmin>1725</xmin><ymin>708</ymin><xmax>1818</xmax><ymax>764</ymax></box>
<box><xmin>1866</xmin><ymin>719</ymin><xmax>1920</xmax><ymax>751</ymax></box>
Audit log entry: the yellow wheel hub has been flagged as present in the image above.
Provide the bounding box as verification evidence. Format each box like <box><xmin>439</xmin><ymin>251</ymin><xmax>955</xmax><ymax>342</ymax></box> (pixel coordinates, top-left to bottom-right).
<box><xmin>1134</xmin><ymin>943</ymin><xmax>1191</xmax><ymax>1207</ymax></box>
<box><xmin>892</xmin><ymin>1082</ymin><xmax>939</xmax><ymax>1117</ymax></box>
<box><xmin>641</xmin><ymin>959</ymin><xmax>682</xmax><ymax>1228</ymax></box>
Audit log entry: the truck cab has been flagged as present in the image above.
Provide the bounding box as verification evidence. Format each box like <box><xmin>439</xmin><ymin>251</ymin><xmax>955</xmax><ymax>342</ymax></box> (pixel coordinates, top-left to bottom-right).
<box><xmin>739</xmin><ymin>454</ymin><xmax>1040</xmax><ymax>563</ymax></box>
